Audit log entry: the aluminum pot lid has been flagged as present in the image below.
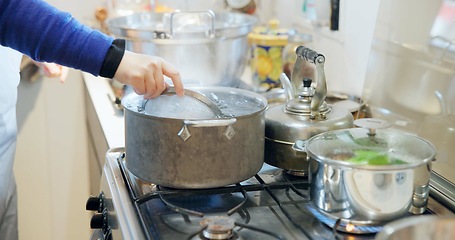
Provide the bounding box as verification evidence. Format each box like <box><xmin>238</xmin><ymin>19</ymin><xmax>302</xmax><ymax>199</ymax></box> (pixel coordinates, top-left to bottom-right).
<box><xmin>122</xmin><ymin>91</ymin><xmax>217</xmax><ymax>120</ymax></box>
<box><xmin>122</xmin><ymin>87</ymin><xmax>267</xmax><ymax>120</ymax></box>
<box><xmin>305</xmin><ymin>118</ymin><xmax>436</xmax><ymax>169</ymax></box>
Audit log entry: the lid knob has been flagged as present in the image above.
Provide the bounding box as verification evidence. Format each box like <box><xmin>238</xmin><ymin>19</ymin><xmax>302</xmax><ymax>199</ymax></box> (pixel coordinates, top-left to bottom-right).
<box><xmin>354</xmin><ymin>118</ymin><xmax>391</xmax><ymax>136</ymax></box>
<box><xmin>285</xmin><ymin>78</ymin><xmax>330</xmax><ymax>115</ymax></box>
<box><xmin>299</xmin><ymin>78</ymin><xmax>315</xmax><ymax>98</ymax></box>
<box><xmin>302</xmin><ymin>78</ymin><xmax>312</xmax><ymax>87</ymax></box>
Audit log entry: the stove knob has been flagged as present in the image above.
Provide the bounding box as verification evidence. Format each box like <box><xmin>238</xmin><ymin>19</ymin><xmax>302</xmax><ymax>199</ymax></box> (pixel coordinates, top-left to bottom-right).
<box><xmin>90</xmin><ymin>211</ymin><xmax>106</xmax><ymax>230</ymax></box>
<box><xmin>86</xmin><ymin>196</ymin><xmax>102</xmax><ymax>212</ymax></box>
<box><xmin>86</xmin><ymin>192</ymin><xmax>105</xmax><ymax>212</ymax></box>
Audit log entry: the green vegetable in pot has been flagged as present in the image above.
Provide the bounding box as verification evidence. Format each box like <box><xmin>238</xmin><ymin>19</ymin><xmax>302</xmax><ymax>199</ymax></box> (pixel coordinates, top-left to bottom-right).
<box><xmin>346</xmin><ymin>149</ymin><xmax>407</xmax><ymax>165</ymax></box>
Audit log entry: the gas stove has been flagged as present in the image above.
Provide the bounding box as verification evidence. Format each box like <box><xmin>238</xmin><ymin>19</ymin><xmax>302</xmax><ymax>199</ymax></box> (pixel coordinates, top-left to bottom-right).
<box><xmin>87</xmin><ymin>148</ymin><xmax>444</xmax><ymax>240</ymax></box>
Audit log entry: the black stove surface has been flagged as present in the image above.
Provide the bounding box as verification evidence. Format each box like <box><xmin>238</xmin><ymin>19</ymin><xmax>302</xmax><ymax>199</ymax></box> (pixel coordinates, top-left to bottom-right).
<box><xmin>116</xmin><ymin>153</ymin><xmax>429</xmax><ymax>240</ymax></box>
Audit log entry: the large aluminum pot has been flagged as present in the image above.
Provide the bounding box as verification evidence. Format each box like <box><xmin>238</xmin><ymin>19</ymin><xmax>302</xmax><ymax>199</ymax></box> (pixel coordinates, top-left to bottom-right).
<box><xmin>306</xmin><ymin>119</ymin><xmax>436</xmax><ymax>228</ymax></box>
<box><xmin>122</xmin><ymin>87</ymin><xmax>267</xmax><ymax>189</ymax></box>
<box><xmin>106</xmin><ymin>11</ymin><xmax>257</xmax><ymax>87</ymax></box>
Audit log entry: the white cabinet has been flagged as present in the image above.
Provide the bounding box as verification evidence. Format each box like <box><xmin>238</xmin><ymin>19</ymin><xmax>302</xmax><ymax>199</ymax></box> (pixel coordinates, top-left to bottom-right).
<box><xmin>15</xmin><ymin>68</ymin><xmax>91</xmax><ymax>240</ymax></box>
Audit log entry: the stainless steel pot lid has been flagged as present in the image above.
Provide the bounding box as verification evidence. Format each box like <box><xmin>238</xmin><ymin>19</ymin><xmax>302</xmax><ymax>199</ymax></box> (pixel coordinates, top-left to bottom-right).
<box><xmin>305</xmin><ymin>118</ymin><xmax>436</xmax><ymax>169</ymax></box>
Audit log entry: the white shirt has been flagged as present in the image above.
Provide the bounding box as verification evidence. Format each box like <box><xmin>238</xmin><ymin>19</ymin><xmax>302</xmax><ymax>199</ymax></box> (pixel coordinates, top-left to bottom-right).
<box><xmin>0</xmin><ymin>46</ymin><xmax>21</xmax><ymax>185</ymax></box>
<box><xmin>0</xmin><ymin>46</ymin><xmax>22</xmax><ymax>240</ymax></box>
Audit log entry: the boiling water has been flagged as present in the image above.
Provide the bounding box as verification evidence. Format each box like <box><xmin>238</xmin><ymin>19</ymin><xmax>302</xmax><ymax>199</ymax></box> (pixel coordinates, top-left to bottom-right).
<box><xmin>204</xmin><ymin>91</ymin><xmax>265</xmax><ymax>117</ymax></box>
<box><xmin>143</xmin><ymin>95</ymin><xmax>215</xmax><ymax>119</ymax></box>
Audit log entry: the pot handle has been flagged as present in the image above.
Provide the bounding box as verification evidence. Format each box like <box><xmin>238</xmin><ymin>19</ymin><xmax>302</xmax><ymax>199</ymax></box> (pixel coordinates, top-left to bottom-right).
<box><xmin>292</xmin><ymin>139</ymin><xmax>308</xmax><ymax>153</ymax></box>
<box><xmin>183</xmin><ymin>118</ymin><xmax>237</xmax><ymax>127</ymax></box>
<box><xmin>178</xmin><ymin>118</ymin><xmax>237</xmax><ymax>141</ymax></box>
<box><xmin>170</xmin><ymin>10</ymin><xmax>215</xmax><ymax>38</ymax></box>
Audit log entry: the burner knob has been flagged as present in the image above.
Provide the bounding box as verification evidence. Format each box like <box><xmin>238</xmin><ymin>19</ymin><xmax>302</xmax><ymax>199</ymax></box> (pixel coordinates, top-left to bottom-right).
<box><xmin>86</xmin><ymin>192</ymin><xmax>105</xmax><ymax>212</ymax></box>
<box><xmin>86</xmin><ymin>196</ymin><xmax>102</xmax><ymax>212</ymax></box>
<box><xmin>90</xmin><ymin>211</ymin><xmax>107</xmax><ymax>230</ymax></box>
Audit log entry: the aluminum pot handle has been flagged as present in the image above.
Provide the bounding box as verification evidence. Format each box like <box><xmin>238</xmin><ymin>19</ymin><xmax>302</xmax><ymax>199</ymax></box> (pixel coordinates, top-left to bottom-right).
<box><xmin>178</xmin><ymin>118</ymin><xmax>237</xmax><ymax>141</ymax></box>
<box><xmin>183</xmin><ymin>118</ymin><xmax>237</xmax><ymax>127</ymax></box>
<box><xmin>169</xmin><ymin>10</ymin><xmax>215</xmax><ymax>38</ymax></box>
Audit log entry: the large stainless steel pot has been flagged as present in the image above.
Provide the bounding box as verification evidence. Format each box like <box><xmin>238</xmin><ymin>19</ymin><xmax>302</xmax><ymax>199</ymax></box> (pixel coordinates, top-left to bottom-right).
<box><xmin>106</xmin><ymin>11</ymin><xmax>257</xmax><ymax>87</ymax></box>
<box><xmin>306</xmin><ymin>118</ymin><xmax>436</xmax><ymax>230</ymax></box>
<box><xmin>122</xmin><ymin>87</ymin><xmax>267</xmax><ymax>189</ymax></box>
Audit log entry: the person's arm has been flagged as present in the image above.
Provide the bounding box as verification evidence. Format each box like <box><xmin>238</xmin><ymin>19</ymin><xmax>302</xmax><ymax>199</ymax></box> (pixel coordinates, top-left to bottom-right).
<box><xmin>0</xmin><ymin>0</ymin><xmax>112</xmax><ymax>76</ymax></box>
<box><xmin>0</xmin><ymin>0</ymin><xmax>183</xmax><ymax>97</ymax></box>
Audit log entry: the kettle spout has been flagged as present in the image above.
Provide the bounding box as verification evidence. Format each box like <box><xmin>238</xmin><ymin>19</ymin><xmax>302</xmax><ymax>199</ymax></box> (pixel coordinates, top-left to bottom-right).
<box><xmin>280</xmin><ymin>73</ymin><xmax>295</xmax><ymax>102</ymax></box>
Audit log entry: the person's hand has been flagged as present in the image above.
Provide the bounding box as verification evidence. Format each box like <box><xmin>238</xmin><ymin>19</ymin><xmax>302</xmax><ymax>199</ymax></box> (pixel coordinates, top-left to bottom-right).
<box><xmin>36</xmin><ymin>62</ymin><xmax>69</xmax><ymax>83</ymax></box>
<box><xmin>113</xmin><ymin>51</ymin><xmax>184</xmax><ymax>99</ymax></box>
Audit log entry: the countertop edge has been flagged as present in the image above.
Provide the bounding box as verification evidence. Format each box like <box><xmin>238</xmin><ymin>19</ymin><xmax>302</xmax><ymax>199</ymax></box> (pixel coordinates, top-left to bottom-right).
<box><xmin>82</xmin><ymin>72</ymin><xmax>125</xmax><ymax>149</ymax></box>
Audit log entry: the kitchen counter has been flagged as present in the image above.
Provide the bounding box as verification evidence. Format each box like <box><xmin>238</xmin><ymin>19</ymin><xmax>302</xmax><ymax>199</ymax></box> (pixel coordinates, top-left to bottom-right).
<box><xmin>83</xmin><ymin>72</ymin><xmax>124</xmax><ymax>149</ymax></box>
<box><xmin>83</xmin><ymin>72</ymin><xmax>124</xmax><ymax>195</ymax></box>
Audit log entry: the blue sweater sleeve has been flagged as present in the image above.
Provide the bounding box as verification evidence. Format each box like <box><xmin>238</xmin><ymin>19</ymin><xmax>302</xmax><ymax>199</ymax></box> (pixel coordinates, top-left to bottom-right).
<box><xmin>0</xmin><ymin>0</ymin><xmax>114</xmax><ymax>76</ymax></box>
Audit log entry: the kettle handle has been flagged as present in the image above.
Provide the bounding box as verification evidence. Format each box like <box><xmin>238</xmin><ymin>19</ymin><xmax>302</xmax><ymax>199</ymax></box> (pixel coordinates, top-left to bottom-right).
<box><xmin>295</xmin><ymin>46</ymin><xmax>327</xmax><ymax>120</ymax></box>
<box><xmin>295</xmin><ymin>46</ymin><xmax>324</xmax><ymax>64</ymax></box>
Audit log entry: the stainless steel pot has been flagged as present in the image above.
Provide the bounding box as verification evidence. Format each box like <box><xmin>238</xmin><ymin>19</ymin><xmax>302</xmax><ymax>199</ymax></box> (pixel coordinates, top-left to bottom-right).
<box><xmin>106</xmin><ymin>11</ymin><xmax>257</xmax><ymax>87</ymax></box>
<box><xmin>375</xmin><ymin>215</ymin><xmax>455</xmax><ymax>240</ymax></box>
<box><xmin>306</xmin><ymin>119</ymin><xmax>436</xmax><ymax>229</ymax></box>
<box><xmin>122</xmin><ymin>87</ymin><xmax>267</xmax><ymax>189</ymax></box>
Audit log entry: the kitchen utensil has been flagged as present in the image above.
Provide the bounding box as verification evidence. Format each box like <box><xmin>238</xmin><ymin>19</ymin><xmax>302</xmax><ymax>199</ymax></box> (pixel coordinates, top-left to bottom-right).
<box><xmin>106</xmin><ymin>10</ymin><xmax>257</xmax><ymax>87</ymax></box>
<box><xmin>306</xmin><ymin>118</ymin><xmax>436</xmax><ymax>227</ymax></box>
<box><xmin>121</xmin><ymin>87</ymin><xmax>267</xmax><ymax>189</ymax></box>
<box><xmin>264</xmin><ymin>46</ymin><xmax>353</xmax><ymax>175</ymax></box>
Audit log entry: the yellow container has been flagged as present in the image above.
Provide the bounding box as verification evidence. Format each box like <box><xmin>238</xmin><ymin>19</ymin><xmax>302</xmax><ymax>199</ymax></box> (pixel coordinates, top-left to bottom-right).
<box><xmin>248</xmin><ymin>20</ymin><xmax>288</xmax><ymax>91</ymax></box>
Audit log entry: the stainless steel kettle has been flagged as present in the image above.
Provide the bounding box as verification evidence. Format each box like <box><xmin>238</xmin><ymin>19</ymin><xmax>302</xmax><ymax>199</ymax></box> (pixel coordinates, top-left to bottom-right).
<box><xmin>264</xmin><ymin>46</ymin><xmax>354</xmax><ymax>176</ymax></box>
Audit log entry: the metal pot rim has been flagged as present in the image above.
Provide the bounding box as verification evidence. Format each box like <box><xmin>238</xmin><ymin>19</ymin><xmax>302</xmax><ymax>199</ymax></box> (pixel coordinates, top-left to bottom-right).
<box><xmin>305</xmin><ymin>127</ymin><xmax>436</xmax><ymax>170</ymax></box>
<box><xmin>308</xmin><ymin>152</ymin><xmax>432</xmax><ymax>170</ymax></box>
<box><xmin>122</xmin><ymin>86</ymin><xmax>268</xmax><ymax>120</ymax></box>
<box><xmin>106</xmin><ymin>11</ymin><xmax>257</xmax><ymax>40</ymax></box>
